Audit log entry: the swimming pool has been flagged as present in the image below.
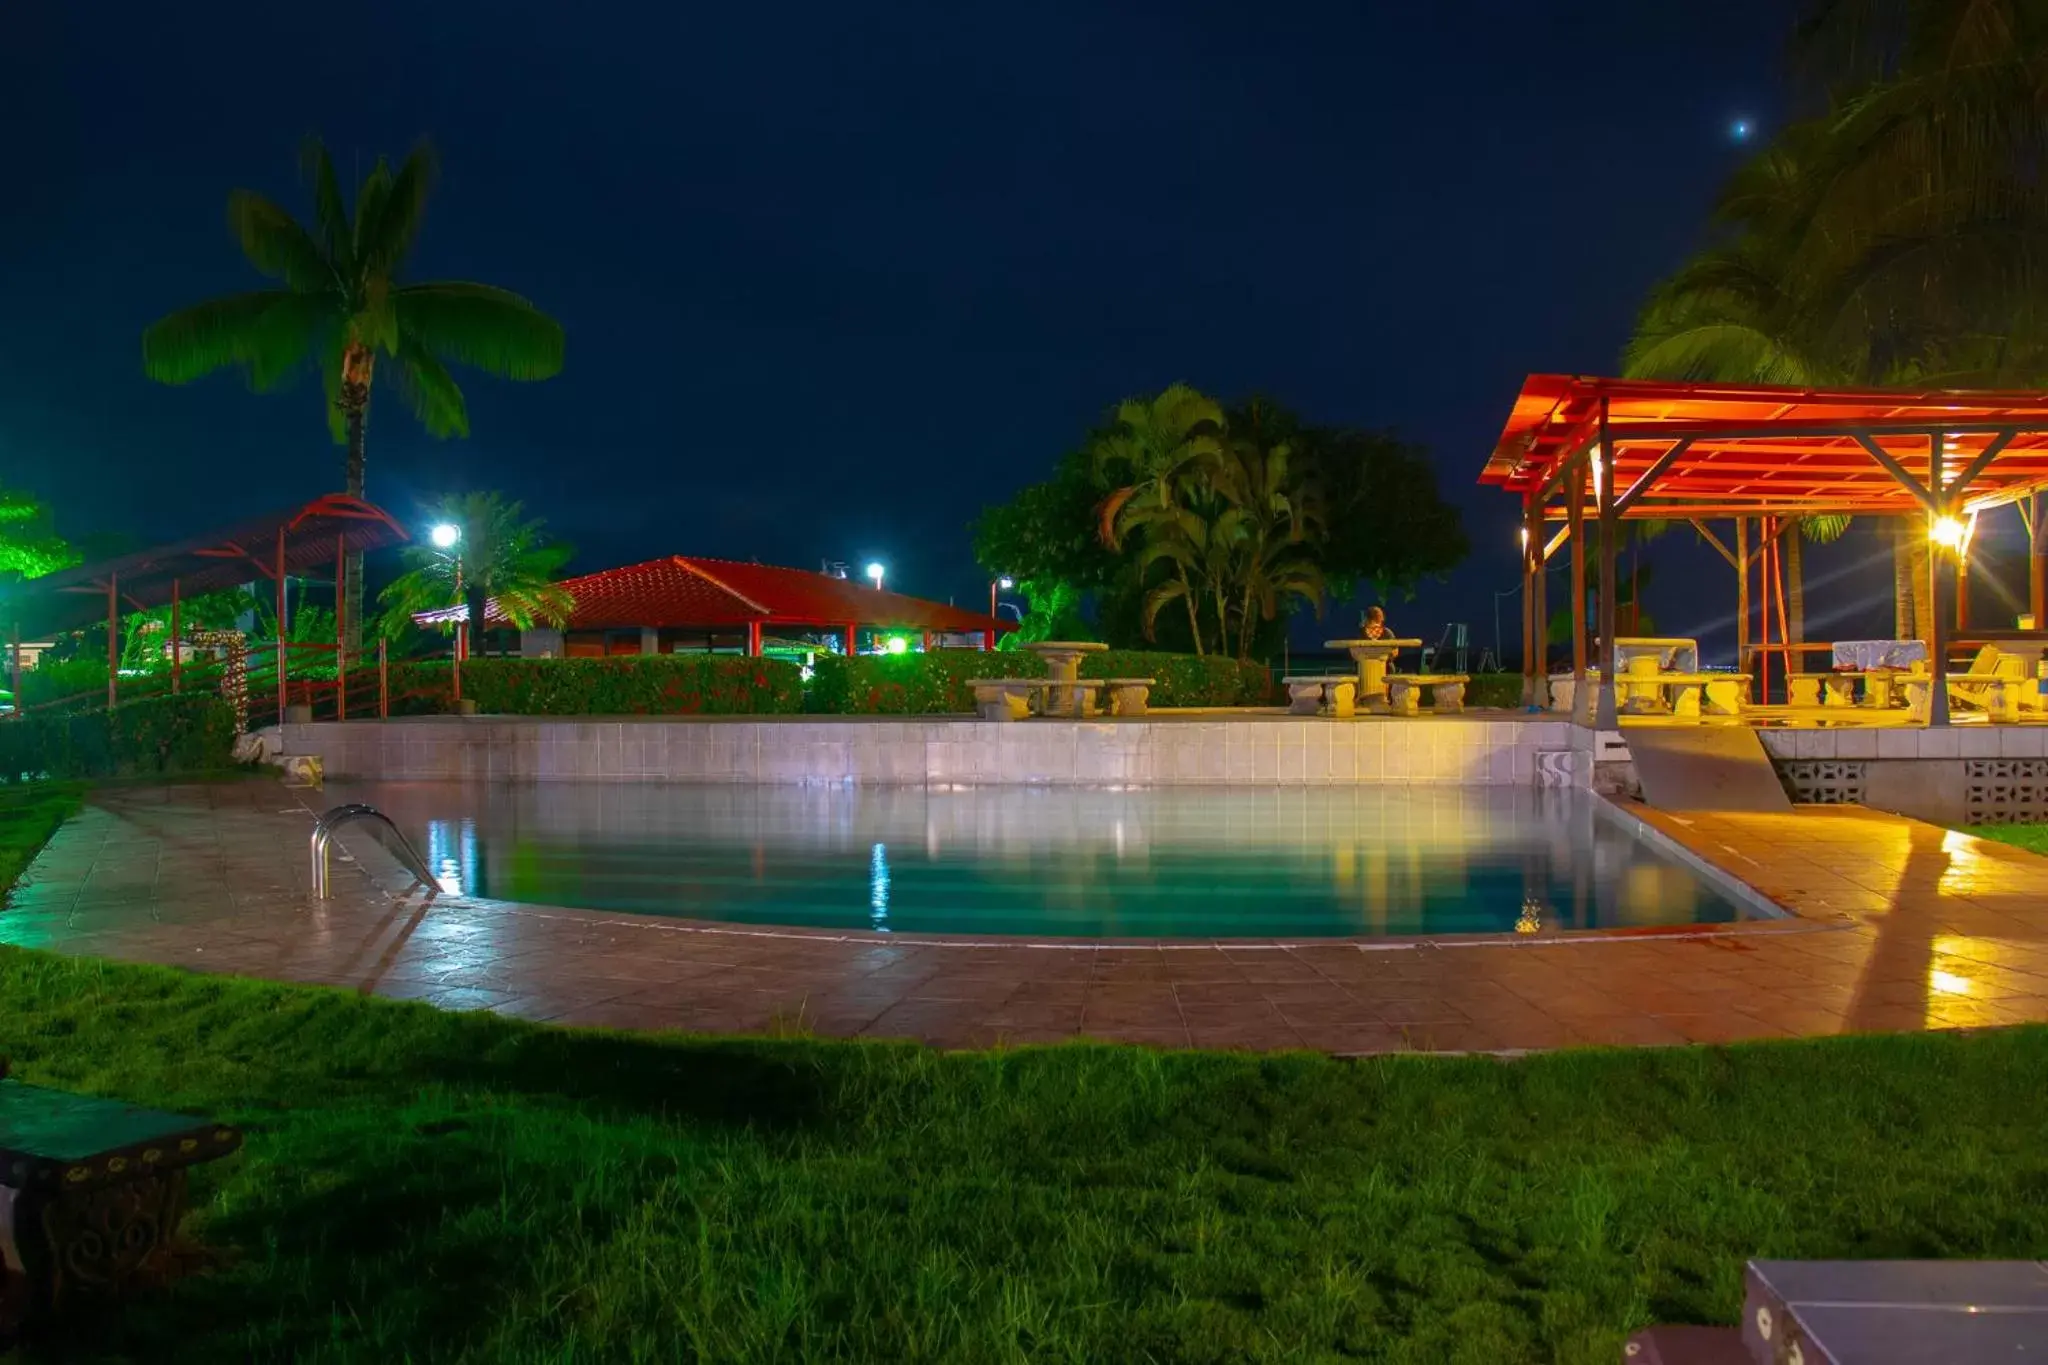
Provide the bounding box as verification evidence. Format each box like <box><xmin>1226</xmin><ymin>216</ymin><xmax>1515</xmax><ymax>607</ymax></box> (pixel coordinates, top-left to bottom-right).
<box><xmin>326</xmin><ymin>782</ymin><xmax>1766</xmax><ymax>939</ymax></box>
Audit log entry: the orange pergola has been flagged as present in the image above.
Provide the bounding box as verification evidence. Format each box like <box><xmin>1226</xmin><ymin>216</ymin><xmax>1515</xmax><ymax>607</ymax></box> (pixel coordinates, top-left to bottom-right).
<box><xmin>1480</xmin><ymin>376</ymin><xmax>2048</xmax><ymax>726</ymax></box>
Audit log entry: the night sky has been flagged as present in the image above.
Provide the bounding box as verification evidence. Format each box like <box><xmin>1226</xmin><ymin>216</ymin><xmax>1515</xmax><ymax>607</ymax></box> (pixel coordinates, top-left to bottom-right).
<box><xmin>8</xmin><ymin>0</ymin><xmax>1911</xmax><ymax>658</ymax></box>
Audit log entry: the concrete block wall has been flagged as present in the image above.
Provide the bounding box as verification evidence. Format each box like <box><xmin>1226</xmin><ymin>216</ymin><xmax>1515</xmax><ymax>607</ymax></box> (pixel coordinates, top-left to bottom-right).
<box><xmin>276</xmin><ymin>716</ymin><xmax>1590</xmax><ymax>788</ymax></box>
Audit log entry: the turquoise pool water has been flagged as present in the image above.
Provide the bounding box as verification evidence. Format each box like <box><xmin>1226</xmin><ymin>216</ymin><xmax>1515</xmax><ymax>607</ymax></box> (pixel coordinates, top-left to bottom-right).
<box><xmin>330</xmin><ymin>782</ymin><xmax>1764</xmax><ymax>939</ymax></box>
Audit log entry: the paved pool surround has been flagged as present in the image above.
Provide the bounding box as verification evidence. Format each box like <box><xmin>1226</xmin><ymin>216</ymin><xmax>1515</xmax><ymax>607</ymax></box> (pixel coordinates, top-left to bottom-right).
<box><xmin>276</xmin><ymin>714</ymin><xmax>1594</xmax><ymax>787</ymax></box>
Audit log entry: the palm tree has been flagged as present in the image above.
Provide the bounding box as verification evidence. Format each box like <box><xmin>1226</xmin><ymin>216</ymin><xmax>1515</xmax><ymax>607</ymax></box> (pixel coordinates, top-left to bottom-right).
<box><xmin>1212</xmin><ymin>437</ymin><xmax>1324</xmax><ymax>661</ymax></box>
<box><xmin>1788</xmin><ymin>0</ymin><xmax>2048</xmax><ymax>383</ymax></box>
<box><xmin>1092</xmin><ymin>384</ymin><xmax>1226</xmax><ymax>655</ymax></box>
<box><xmin>143</xmin><ymin>141</ymin><xmax>566</xmax><ymax>647</ymax></box>
<box><xmin>375</xmin><ymin>492</ymin><xmax>576</xmax><ymax>652</ymax></box>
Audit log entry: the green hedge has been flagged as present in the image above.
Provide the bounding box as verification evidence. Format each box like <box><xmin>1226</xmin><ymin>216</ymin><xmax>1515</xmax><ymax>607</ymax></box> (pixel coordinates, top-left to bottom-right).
<box><xmin>1462</xmin><ymin>673</ymin><xmax>1524</xmax><ymax>709</ymax></box>
<box><xmin>0</xmin><ymin>694</ymin><xmax>238</xmax><ymax>781</ymax></box>
<box><xmin>808</xmin><ymin>649</ymin><xmax>1276</xmax><ymax>714</ymax></box>
<box><xmin>388</xmin><ymin>657</ymin><xmax>806</xmax><ymax>716</ymax></box>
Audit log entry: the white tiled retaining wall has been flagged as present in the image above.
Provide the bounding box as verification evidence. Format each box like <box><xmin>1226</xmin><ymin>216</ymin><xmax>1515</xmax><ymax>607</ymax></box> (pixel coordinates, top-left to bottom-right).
<box><xmin>1758</xmin><ymin>726</ymin><xmax>2048</xmax><ymax>762</ymax></box>
<box><xmin>275</xmin><ymin>716</ymin><xmax>1591</xmax><ymax>787</ymax></box>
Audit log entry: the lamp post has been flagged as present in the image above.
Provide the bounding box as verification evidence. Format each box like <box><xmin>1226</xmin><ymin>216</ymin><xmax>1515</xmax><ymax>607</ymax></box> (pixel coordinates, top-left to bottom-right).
<box><xmin>989</xmin><ymin>575</ymin><xmax>1013</xmax><ymax>618</ymax></box>
<box><xmin>431</xmin><ymin>522</ymin><xmax>464</xmax><ymax>700</ymax></box>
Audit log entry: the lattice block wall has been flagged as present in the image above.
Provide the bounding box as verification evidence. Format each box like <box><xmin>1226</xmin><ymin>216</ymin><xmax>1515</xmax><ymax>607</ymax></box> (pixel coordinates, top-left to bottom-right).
<box><xmin>1964</xmin><ymin>759</ymin><xmax>2048</xmax><ymax>825</ymax></box>
<box><xmin>1775</xmin><ymin>760</ymin><xmax>1867</xmax><ymax>805</ymax></box>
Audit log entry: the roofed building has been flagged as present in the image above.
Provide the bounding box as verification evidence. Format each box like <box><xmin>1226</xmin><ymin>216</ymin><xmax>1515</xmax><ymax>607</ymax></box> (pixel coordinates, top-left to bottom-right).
<box><xmin>418</xmin><ymin>555</ymin><xmax>1011</xmax><ymax>657</ymax></box>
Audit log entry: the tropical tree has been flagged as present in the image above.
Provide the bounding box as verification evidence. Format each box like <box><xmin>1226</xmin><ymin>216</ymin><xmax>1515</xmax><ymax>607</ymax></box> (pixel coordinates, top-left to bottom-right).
<box><xmin>374</xmin><ymin>492</ymin><xmax>575</xmax><ymax>652</ymax></box>
<box><xmin>1092</xmin><ymin>384</ymin><xmax>1227</xmax><ymax>655</ymax></box>
<box><xmin>1212</xmin><ymin>437</ymin><xmax>1324</xmax><ymax>661</ymax></box>
<box><xmin>0</xmin><ymin>484</ymin><xmax>78</xmax><ymax>584</ymax></box>
<box><xmin>142</xmin><ymin>140</ymin><xmax>566</xmax><ymax>646</ymax></box>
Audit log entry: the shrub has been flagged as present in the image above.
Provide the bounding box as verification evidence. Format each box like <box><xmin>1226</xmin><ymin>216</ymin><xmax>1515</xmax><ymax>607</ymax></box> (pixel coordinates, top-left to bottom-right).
<box><xmin>807</xmin><ymin>649</ymin><xmax>1274</xmax><ymax>715</ymax></box>
<box><xmin>387</xmin><ymin>656</ymin><xmax>805</xmax><ymax>716</ymax></box>
<box><xmin>0</xmin><ymin>694</ymin><xmax>238</xmax><ymax>781</ymax></box>
<box><xmin>1461</xmin><ymin>672</ymin><xmax>1524</xmax><ymax>709</ymax></box>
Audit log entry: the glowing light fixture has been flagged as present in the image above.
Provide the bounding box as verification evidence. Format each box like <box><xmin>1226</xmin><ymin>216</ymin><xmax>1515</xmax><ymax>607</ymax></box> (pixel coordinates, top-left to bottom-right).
<box><xmin>1519</xmin><ymin>526</ymin><xmax>1530</xmax><ymax>552</ymax></box>
<box><xmin>1929</xmin><ymin>515</ymin><xmax>1966</xmax><ymax>549</ymax></box>
<box><xmin>885</xmin><ymin>636</ymin><xmax>909</xmax><ymax>655</ymax></box>
<box><xmin>866</xmin><ymin>562</ymin><xmax>885</xmax><ymax>590</ymax></box>
<box><xmin>430</xmin><ymin>523</ymin><xmax>461</xmax><ymax>549</ymax></box>
<box><xmin>1589</xmin><ymin>445</ymin><xmax>1604</xmax><ymax>499</ymax></box>
<box><xmin>997</xmin><ymin>576</ymin><xmax>1013</xmax><ymax>590</ymax></box>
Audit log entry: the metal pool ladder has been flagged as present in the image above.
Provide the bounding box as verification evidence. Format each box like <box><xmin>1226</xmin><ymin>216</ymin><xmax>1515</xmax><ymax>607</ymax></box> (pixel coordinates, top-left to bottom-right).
<box><xmin>310</xmin><ymin>803</ymin><xmax>439</xmax><ymax>900</ymax></box>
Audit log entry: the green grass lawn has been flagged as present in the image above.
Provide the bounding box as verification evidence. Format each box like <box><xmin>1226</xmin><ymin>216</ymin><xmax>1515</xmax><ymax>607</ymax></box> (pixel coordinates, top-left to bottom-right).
<box><xmin>6</xmin><ymin>790</ymin><xmax>2048</xmax><ymax>1363</ymax></box>
<box><xmin>1969</xmin><ymin>822</ymin><xmax>2048</xmax><ymax>857</ymax></box>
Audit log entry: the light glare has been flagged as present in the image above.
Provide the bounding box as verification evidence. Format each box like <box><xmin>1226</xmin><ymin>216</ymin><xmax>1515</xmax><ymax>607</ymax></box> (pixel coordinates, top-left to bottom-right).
<box><xmin>430</xmin><ymin>523</ymin><xmax>461</xmax><ymax>549</ymax></box>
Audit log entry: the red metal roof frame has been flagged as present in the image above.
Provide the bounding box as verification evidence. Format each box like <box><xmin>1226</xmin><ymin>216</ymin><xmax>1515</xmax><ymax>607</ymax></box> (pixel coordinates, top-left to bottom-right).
<box><xmin>7</xmin><ymin>494</ymin><xmax>409</xmax><ymax>637</ymax></box>
<box><xmin>1481</xmin><ymin>375</ymin><xmax>2048</xmax><ymax>520</ymax></box>
<box><xmin>419</xmin><ymin>554</ymin><xmax>1014</xmax><ymax>637</ymax></box>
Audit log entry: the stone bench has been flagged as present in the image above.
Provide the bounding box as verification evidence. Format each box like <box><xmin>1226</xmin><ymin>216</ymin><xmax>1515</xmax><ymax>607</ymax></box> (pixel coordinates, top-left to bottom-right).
<box><xmin>1904</xmin><ymin>672</ymin><xmax>2020</xmax><ymax>722</ymax></box>
<box><xmin>1282</xmin><ymin>675</ymin><xmax>1357</xmax><ymax>718</ymax></box>
<box><xmin>1786</xmin><ymin>671</ymin><xmax>1868</xmax><ymax>707</ymax></box>
<box><xmin>968</xmin><ymin>679</ymin><xmax>1046</xmax><ymax>721</ymax></box>
<box><xmin>1102</xmin><ymin>677</ymin><xmax>1155</xmax><ymax>717</ymax></box>
<box><xmin>1384</xmin><ymin>673</ymin><xmax>1468</xmax><ymax>715</ymax></box>
<box><xmin>0</xmin><ymin>1068</ymin><xmax>242</xmax><ymax>1340</ymax></box>
<box><xmin>1617</xmin><ymin>672</ymin><xmax>1748</xmax><ymax>718</ymax></box>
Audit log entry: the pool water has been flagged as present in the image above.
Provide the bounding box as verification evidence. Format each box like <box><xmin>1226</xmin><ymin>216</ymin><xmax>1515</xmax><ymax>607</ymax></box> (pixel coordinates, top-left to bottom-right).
<box><xmin>328</xmin><ymin>782</ymin><xmax>1765</xmax><ymax>939</ymax></box>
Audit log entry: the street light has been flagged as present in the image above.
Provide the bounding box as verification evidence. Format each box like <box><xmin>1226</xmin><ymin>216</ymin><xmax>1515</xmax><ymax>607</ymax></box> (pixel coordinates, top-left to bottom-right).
<box><xmin>430</xmin><ymin>521</ymin><xmax>468</xmax><ymax>677</ymax></box>
<box><xmin>1929</xmin><ymin>515</ymin><xmax>1967</xmax><ymax>550</ymax></box>
<box><xmin>866</xmin><ymin>562</ymin><xmax>885</xmax><ymax>590</ymax></box>
<box><xmin>990</xmin><ymin>575</ymin><xmax>1013</xmax><ymax>617</ymax></box>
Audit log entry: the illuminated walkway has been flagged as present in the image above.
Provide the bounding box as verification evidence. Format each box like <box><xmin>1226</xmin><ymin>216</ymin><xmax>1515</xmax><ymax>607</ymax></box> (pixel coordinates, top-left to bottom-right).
<box><xmin>4</xmin><ymin>783</ymin><xmax>2046</xmax><ymax>1052</ymax></box>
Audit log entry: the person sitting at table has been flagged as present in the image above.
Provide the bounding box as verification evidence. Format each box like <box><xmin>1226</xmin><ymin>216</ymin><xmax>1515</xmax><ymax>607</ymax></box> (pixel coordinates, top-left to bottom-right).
<box><xmin>1361</xmin><ymin>605</ymin><xmax>1392</xmax><ymax>641</ymax></box>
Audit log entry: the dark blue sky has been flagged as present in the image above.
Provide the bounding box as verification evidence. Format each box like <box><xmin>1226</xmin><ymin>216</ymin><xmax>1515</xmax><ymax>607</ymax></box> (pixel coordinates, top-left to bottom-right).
<box><xmin>4</xmin><ymin>0</ymin><xmax>1845</xmax><ymax>654</ymax></box>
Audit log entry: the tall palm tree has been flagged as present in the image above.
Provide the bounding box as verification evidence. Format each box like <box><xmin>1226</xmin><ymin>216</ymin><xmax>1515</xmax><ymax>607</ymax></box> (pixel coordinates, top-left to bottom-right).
<box><xmin>375</xmin><ymin>492</ymin><xmax>575</xmax><ymax>652</ymax></box>
<box><xmin>1092</xmin><ymin>384</ymin><xmax>1226</xmax><ymax>655</ymax></box>
<box><xmin>143</xmin><ymin>141</ymin><xmax>566</xmax><ymax>647</ymax></box>
<box><xmin>1213</xmin><ymin>437</ymin><xmax>1324</xmax><ymax>661</ymax></box>
<box><xmin>1790</xmin><ymin>0</ymin><xmax>2048</xmax><ymax>382</ymax></box>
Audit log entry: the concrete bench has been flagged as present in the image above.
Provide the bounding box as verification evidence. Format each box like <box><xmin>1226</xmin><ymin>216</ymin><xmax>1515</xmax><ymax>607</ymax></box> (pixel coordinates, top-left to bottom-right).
<box><xmin>0</xmin><ymin>1068</ymin><xmax>243</xmax><ymax>1339</ymax></box>
<box><xmin>1787</xmin><ymin>671</ymin><xmax>1866</xmax><ymax>707</ymax></box>
<box><xmin>1384</xmin><ymin>673</ymin><xmax>1468</xmax><ymax>715</ymax></box>
<box><xmin>967</xmin><ymin>679</ymin><xmax>1047</xmax><ymax>721</ymax></box>
<box><xmin>1282</xmin><ymin>675</ymin><xmax>1356</xmax><ymax>717</ymax></box>
<box><xmin>1905</xmin><ymin>672</ymin><xmax>2020</xmax><ymax>722</ymax></box>
<box><xmin>1102</xmin><ymin>677</ymin><xmax>1155</xmax><ymax>717</ymax></box>
<box><xmin>1619</xmin><ymin>671</ymin><xmax>1748</xmax><ymax>718</ymax></box>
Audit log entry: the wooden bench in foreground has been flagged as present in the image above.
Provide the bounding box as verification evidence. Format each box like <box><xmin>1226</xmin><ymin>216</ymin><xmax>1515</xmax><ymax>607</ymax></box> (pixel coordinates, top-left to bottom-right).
<box><xmin>0</xmin><ymin>1065</ymin><xmax>242</xmax><ymax>1340</ymax></box>
<box><xmin>1282</xmin><ymin>675</ymin><xmax>1356</xmax><ymax>717</ymax></box>
<box><xmin>1384</xmin><ymin>673</ymin><xmax>1468</xmax><ymax>715</ymax></box>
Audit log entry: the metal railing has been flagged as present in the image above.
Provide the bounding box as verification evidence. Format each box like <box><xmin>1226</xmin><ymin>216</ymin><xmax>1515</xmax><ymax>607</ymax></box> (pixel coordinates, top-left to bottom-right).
<box><xmin>309</xmin><ymin>803</ymin><xmax>439</xmax><ymax>900</ymax></box>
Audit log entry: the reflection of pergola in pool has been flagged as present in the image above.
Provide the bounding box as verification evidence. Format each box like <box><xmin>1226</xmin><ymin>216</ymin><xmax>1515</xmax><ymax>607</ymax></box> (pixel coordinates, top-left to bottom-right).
<box><xmin>1480</xmin><ymin>376</ymin><xmax>2048</xmax><ymax>726</ymax></box>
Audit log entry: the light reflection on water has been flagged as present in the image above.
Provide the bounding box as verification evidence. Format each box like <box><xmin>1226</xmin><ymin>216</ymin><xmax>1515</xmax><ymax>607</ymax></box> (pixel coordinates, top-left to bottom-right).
<box><xmin>336</xmin><ymin>782</ymin><xmax>1763</xmax><ymax>939</ymax></box>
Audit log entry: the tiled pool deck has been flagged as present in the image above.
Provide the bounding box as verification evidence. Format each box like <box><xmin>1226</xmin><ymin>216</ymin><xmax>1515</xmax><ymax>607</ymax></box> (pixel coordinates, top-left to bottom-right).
<box><xmin>5</xmin><ymin>781</ymin><xmax>2048</xmax><ymax>1053</ymax></box>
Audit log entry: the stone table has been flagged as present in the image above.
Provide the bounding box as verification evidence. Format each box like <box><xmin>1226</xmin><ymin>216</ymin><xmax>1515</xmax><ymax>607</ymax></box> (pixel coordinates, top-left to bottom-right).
<box><xmin>1024</xmin><ymin>641</ymin><xmax>1108</xmax><ymax>717</ymax></box>
<box><xmin>1324</xmin><ymin>638</ymin><xmax>1421</xmax><ymax>710</ymax></box>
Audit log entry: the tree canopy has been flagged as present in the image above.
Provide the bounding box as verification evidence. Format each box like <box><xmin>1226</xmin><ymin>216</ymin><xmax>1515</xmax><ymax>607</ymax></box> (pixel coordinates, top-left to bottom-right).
<box><xmin>375</xmin><ymin>492</ymin><xmax>575</xmax><ymax>651</ymax></box>
<box><xmin>973</xmin><ymin>388</ymin><xmax>1466</xmax><ymax>658</ymax></box>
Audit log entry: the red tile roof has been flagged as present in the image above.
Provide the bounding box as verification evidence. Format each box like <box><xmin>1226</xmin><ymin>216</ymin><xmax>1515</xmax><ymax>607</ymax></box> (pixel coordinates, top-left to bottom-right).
<box><xmin>420</xmin><ymin>555</ymin><xmax>1010</xmax><ymax>635</ymax></box>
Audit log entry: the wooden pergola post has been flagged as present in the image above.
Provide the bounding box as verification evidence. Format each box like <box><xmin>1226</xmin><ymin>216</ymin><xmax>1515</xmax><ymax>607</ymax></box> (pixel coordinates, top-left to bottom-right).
<box><xmin>1593</xmin><ymin>401</ymin><xmax>1619</xmax><ymax>728</ymax></box>
<box><xmin>1568</xmin><ymin>458</ymin><xmax>1586</xmax><ymax>705</ymax></box>
<box><xmin>1519</xmin><ymin>494</ymin><xmax>1538</xmax><ymax>706</ymax></box>
<box><xmin>746</xmin><ymin>620</ymin><xmax>763</xmax><ymax>656</ymax></box>
<box><xmin>2028</xmin><ymin>491</ymin><xmax>2046</xmax><ymax>626</ymax></box>
<box><xmin>169</xmin><ymin>578</ymin><xmax>182</xmax><ymax>694</ymax></box>
<box><xmin>106</xmin><ymin>571</ymin><xmax>119</xmax><ymax>711</ymax></box>
<box><xmin>1926</xmin><ymin>436</ymin><xmax>1951</xmax><ymax>726</ymax></box>
<box><xmin>275</xmin><ymin>527</ymin><xmax>288</xmax><ymax>728</ymax></box>
<box><xmin>335</xmin><ymin>534</ymin><xmax>348</xmax><ymax>720</ymax></box>
<box><xmin>1734</xmin><ymin>517</ymin><xmax>1750</xmax><ymax>681</ymax></box>
<box><xmin>9</xmin><ymin>623</ymin><xmax>21</xmax><ymax>720</ymax></box>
